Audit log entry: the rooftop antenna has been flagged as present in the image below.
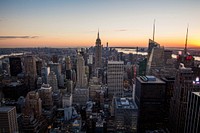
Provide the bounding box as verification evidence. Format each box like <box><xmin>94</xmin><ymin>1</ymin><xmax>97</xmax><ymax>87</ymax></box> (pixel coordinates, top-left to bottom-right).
<box><xmin>97</xmin><ymin>28</ymin><xmax>99</xmax><ymax>39</ymax></box>
<box><xmin>184</xmin><ymin>24</ymin><xmax>189</xmax><ymax>55</ymax></box>
<box><xmin>153</xmin><ymin>19</ymin><xmax>156</xmax><ymax>42</ymax></box>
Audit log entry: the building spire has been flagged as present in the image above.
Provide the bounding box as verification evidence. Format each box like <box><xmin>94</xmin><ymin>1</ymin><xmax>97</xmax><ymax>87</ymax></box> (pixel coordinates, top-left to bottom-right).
<box><xmin>184</xmin><ymin>24</ymin><xmax>189</xmax><ymax>55</ymax></box>
<box><xmin>97</xmin><ymin>29</ymin><xmax>100</xmax><ymax>39</ymax></box>
<box><xmin>153</xmin><ymin>19</ymin><xmax>156</xmax><ymax>42</ymax></box>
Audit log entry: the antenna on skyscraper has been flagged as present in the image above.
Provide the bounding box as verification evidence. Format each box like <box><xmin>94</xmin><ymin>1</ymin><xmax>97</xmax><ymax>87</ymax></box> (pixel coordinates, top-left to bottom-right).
<box><xmin>184</xmin><ymin>24</ymin><xmax>189</xmax><ymax>55</ymax></box>
<box><xmin>153</xmin><ymin>19</ymin><xmax>156</xmax><ymax>41</ymax></box>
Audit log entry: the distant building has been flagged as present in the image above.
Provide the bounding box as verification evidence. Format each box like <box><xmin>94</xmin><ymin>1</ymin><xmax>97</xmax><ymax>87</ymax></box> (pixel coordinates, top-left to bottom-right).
<box><xmin>41</xmin><ymin>67</ymin><xmax>50</xmax><ymax>84</ymax></box>
<box><xmin>0</xmin><ymin>106</ymin><xmax>18</xmax><ymax>133</ymax></box>
<box><xmin>114</xmin><ymin>97</ymin><xmax>138</xmax><ymax>132</ymax></box>
<box><xmin>24</xmin><ymin>55</ymin><xmax>37</xmax><ymax>90</ymax></box>
<box><xmin>73</xmin><ymin>87</ymin><xmax>89</xmax><ymax>106</ymax></box>
<box><xmin>36</xmin><ymin>60</ymin><xmax>43</xmax><ymax>76</ymax></box>
<box><xmin>147</xmin><ymin>39</ymin><xmax>160</xmax><ymax>60</ymax></box>
<box><xmin>38</xmin><ymin>84</ymin><xmax>53</xmax><ymax>109</ymax></box>
<box><xmin>25</xmin><ymin>91</ymin><xmax>42</xmax><ymax>116</ymax></box>
<box><xmin>107</xmin><ymin>61</ymin><xmax>124</xmax><ymax>98</ymax></box>
<box><xmin>9</xmin><ymin>57</ymin><xmax>22</xmax><ymax>76</ymax></box>
<box><xmin>146</xmin><ymin>46</ymin><xmax>164</xmax><ymax>75</ymax></box>
<box><xmin>62</xmin><ymin>93</ymin><xmax>72</xmax><ymax>107</ymax></box>
<box><xmin>135</xmin><ymin>76</ymin><xmax>166</xmax><ymax>132</ymax></box>
<box><xmin>49</xmin><ymin>62</ymin><xmax>61</xmax><ymax>84</ymax></box>
<box><xmin>47</xmin><ymin>71</ymin><xmax>58</xmax><ymax>91</ymax></box>
<box><xmin>95</xmin><ymin>31</ymin><xmax>102</xmax><ymax>69</ymax></box>
<box><xmin>76</xmin><ymin>54</ymin><xmax>87</xmax><ymax>88</ymax></box>
<box><xmin>184</xmin><ymin>92</ymin><xmax>200</xmax><ymax>133</ymax></box>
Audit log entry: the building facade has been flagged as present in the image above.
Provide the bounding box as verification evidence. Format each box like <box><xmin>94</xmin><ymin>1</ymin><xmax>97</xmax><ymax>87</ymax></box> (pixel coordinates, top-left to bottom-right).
<box><xmin>135</xmin><ymin>76</ymin><xmax>166</xmax><ymax>133</ymax></box>
<box><xmin>107</xmin><ymin>61</ymin><xmax>124</xmax><ymax>98</ymax></box>
<box><xmin>0</xmin><ymin>106</ymin><xmax>18</xmax><ymax>133</ymax></box>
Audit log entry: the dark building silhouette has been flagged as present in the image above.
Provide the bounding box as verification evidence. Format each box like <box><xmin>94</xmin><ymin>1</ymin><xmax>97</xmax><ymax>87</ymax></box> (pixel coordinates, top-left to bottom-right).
<box><xmin>135</xmin><ymin>76</ymin><xmax>166</xmax><ymax>133</ymax></box>
<box><xmin>9</xmin><ymin>57</ymin><xmax>22</xmax><ymax>76</ymax></box>
<box><xmin>36</xmin><ymin>60</ymin><xmax>42</xmax><ymax>76</ymax></box>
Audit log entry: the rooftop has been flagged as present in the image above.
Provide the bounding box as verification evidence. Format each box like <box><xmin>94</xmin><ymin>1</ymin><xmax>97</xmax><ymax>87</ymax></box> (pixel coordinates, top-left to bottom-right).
<box><xmin>108</xmin><ymin>61</ymin><xmax>124</xmax><ymax>64</ymax></box>
<box><xmin>193</xmin><ymin>92</ymin><xmax>200</xmax><ymax>97</ymax></box>
<box><xmin>0</xmin><ymin>106</ymin><xmax>15</xmax><ymax>112</ymax></box>
<box><xmin>115</xmin><ymin>97</ymin><xmax>137</xmax><ymax>109</ymax></box>
<box><xmin>137</xmin><ymin>76</ymin><xmax>165</xmax><ymax>84</ymax></box>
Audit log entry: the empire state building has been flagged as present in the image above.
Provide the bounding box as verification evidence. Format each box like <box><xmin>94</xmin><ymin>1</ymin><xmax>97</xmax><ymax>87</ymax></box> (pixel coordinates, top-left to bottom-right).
<box><xmin>95</xmin><ymin>31</ymin><xmax>102</xmax><ymax>68</ymax></box>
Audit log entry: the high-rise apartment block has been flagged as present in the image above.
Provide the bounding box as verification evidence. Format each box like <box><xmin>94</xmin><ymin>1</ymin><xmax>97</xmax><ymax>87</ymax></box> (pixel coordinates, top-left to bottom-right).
<box><xmin>107</xmin><ymin>61</ymin><xmax>124</xmax><ymax>98</ymax></box>
<box><xmin>0</xmin><ymin>106</ymin><xmax>18</xmax><ymax>133</ymax></box>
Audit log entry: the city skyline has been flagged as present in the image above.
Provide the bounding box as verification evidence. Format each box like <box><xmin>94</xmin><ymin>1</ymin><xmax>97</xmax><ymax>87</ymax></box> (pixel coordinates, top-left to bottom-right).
<box><xmin>0</xmin><ymin>0</ymin><xmax>200</xmax><ymax>48</ymax></box>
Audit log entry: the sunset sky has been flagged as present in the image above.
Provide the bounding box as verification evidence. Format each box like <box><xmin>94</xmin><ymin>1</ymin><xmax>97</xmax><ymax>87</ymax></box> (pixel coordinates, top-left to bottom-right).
<box><xmin>0</xmin><ymin>0</ymin><xmax>200</xmax><ymax>48</ymax></box>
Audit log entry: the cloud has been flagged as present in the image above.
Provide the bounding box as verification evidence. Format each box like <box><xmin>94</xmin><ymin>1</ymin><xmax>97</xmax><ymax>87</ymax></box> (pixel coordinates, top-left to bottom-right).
<box><xmin>0</xmin><ymin>36</ymin><xmax>39</xmax><ymax>39</ymax></box>
<box><xmin>115</xmin><ymin>29</ymin><xmax>128</xmax><ymax>32</ymax></box>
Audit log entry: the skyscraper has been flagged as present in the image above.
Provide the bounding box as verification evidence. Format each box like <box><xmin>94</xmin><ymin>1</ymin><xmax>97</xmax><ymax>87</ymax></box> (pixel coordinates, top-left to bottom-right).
<box><xmin>49</xmin><ymin>62</ymin><xmax>61</xmax><ymax>83</ymax></box>
<box><xmin>184</xmin><ymin>91</ymin><xmax>200</xmax><ymax>133</ymax></box>
<box><xmin>76</xmin><ymin>54</ymin><xmax>87</xmax><ymax>88</ymax></box>
<box><xmin>0</xmin><ymin>106</ymin><xmax>18</xmax><ymax>133</ymax></box>
<box><xmin>95</xmin><ymin>30</ymin><xmax>102</xmax><ymax>69</ymax></box>
<box><xmin>38</xmin><ymin>84</ymin><xmax>53</xmax><ymax>109</ymax></box>
<box><xmin>176</xmin><ymin>27</ymin><xmax>194</xmax><ymax>68</ymax></box>
<box><xmin>9</xmin><ymin>57</ymin><xmax>22</xmax><ymax>76</ymax></box>
<box><xmin>24</xmin><ymin>91</ymin><xmax>42</xmax><ymax>116</ymax></box>
<box><xmin>47</xmin><ymin>71</ymin><xmax>58</xmax><ymax>91</ymax></box>
<box><xmin>135</xmin><ymin>76</ymin><xmax>166</xmax><ymax>132</ymax></box>
<box><xmin>24</xmin><ymin>55</ymin><xmax>37</xmax><ymax>90</ymax></box>
<box><xmin>107</xmin><ymin>61</ymin><xmax>124</xmax><ymax>98</ymax></box>
<box><xmin>169</xmin><ymin>64</ymin><xmax>200</xmax><ymax>133</ymax></box>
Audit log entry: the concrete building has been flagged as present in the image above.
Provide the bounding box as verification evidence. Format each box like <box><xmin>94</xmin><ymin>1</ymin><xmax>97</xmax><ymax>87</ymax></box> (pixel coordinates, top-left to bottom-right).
<box><xmin>135</xmin><ymin>76</ymin><xmax>166</xmax><ymax>133</ymax></box>
<box><xmin>107</xmin><ymin>61</ymin><xmax>124</xmax><ymax>98</ymax></box>
<box><xmin>114</xmin><ymin>97</ymin><xmax>138</xmax><ymax>132</ymax></box>
<box><xmin>0</xmin><ymin>106</ymin><xmax>18</xmax><ymax>133</ymax></box>
<box><xmin>38</xmin><ymin>84</ymin><xmax>53</xmax><ymax>109</ymax></box>
<box><xmin>184</xmin><ymin>92</ymin><xmax>200</xmax><ymax>133</ymax></box>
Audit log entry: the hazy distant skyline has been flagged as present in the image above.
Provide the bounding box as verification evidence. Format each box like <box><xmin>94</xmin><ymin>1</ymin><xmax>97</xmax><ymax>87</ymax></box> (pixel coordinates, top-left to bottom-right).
<box><xmin>0</xmin><ymin>0</ymin><xmax>200</xmax><ymax>48</ymax></box>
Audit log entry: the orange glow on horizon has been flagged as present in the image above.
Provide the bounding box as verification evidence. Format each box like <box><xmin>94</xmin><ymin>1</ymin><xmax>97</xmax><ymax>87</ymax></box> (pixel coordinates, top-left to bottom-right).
<box><xmin>0</xmin><ymin>36</ymin><xmax>200</xmax><ymax>48</ymax></box>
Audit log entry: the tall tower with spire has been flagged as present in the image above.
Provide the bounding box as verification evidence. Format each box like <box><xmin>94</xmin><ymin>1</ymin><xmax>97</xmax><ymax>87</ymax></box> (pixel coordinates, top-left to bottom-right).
<box><xmin>95</xmin><ymin>30</ymin><xmax>102</xmax><ymax>69</ymax></box>
<box><xmin>176</xmin><ymin>26</ymin><xmax>194</xmax><ymax>68</ymax></box>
